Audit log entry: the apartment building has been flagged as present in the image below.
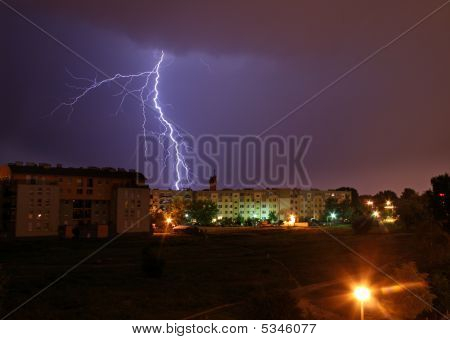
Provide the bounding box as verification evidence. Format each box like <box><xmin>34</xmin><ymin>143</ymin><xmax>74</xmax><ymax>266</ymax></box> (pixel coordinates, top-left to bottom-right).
<box><xmin>0</xmin><ymin>162</ymin><xmax>150</xmax><ymax>238</ymax></box>
<box><xmin>150</xmin><ymin>175</ymin><xmax>350</xmax><ymax>222</ymax></box>
<box><xmin>194</xmin><ymin>188</ymin><xmax>349</xmax><ymax>221</ymax></box>
<box><xmin>150</xmin><ymin>188</ymin><xmax>194</xmax><ymax>211</ymax></box>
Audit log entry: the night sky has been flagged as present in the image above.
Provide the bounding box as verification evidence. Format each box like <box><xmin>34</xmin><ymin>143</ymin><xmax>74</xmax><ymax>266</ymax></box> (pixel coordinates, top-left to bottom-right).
<box><xmin>1</xmin><ymin>0</ymin><xmax>449</xmax><ymax>194</ymax></box>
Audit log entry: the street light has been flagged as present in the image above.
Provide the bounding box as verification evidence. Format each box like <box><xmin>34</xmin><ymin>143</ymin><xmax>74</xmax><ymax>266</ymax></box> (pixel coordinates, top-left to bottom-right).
<box><xmin>327</xmin><ymin>212</ymin><xmax>337</xmax><ymax>225</ymax></box>
<box><xmin>288</xmin><ymin>214</ymin><xmax>295</xmax><ymax>226</ymax></box>
<box><xmin>353</xmin><ymin>286</ymin><xmax>371</xmax><ymax>320</ymax></box>
<box><xmin>371</xmin><ymin>211</ymin><xmax>380</xmax><ymax>218</ymax></box>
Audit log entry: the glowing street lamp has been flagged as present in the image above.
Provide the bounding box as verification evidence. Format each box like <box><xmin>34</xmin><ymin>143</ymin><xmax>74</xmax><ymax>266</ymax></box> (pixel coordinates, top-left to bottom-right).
<box><xmin>371</xmin><ymin>211</ymin><xmax>380</xmax><ymax>218</ymax></box>
<box><xmin>327</xmin><ymin>212</ymin><xmax>337</xmax><ymax>225</ymax></box>
<box><xmin>366</xmin><ymin>200</ymin><xmax>374</xmax><ymax>208</ymax></box>
<box><xmin>165</xmin><ymin>217</ymin><xmax>172</xmax><ymax>225</ymax></box>
<box><xmin>288</xmin><ymin>214</ymin><xmax>295</xmax><ymax>226</ymax></box>
<box><xmin>353</xmin><ymin>286</ymin><xmax>371</xmax><ymax>320</ymax></box>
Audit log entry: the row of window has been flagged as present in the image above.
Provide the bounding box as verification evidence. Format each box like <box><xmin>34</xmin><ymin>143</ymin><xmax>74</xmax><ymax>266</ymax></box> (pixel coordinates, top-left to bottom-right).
<box><xmin>218</xmin><ymin>204</ymin><xmax>278</xmax><ymax>209</ymax></box>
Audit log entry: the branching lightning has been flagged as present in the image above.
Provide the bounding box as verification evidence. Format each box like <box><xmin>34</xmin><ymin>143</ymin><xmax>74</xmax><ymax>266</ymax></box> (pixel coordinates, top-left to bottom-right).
<box><xmin>152</xmin><ymin>52</ymin><xmax>189</xmax><ymax>190</ymax></box>
<box><xmin>51</xmin><ymin>50</ymin><xmax>189</xmax><ymax>190</ymax></box>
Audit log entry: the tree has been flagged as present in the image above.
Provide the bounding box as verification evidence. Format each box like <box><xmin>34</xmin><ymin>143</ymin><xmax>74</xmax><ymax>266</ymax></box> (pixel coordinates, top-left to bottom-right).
<box><xmin>336</xmin><ymin>187</ymin><xmax>363</xmax><ymax>217</ymax></box>
<box><xmin>149</xmin><ymin>209</ymin><xmax>165</xmax><ymax>230</ymax></box>
<box><xmin>185</xmin><ymin>200</ymin><xmax>218</xmax><ymax>226</ymax></box>
<box><xmin>324</xmin><ymin>197</ymin><xmax>353</xmax><ymax>223</ymax></box>
<box><xmin>324</xmin><ymin>197</ymin><xmax>339</xmax><ymax>215</ymax></box>
<box><xmin>165</xmin><ymin>197</ymin><xmax>188</xmax><ymax>225</ymax></box>
<box><xmin>397</xmin><ymin>189</ymin><xmax>430</xmax><ymax>231</ymax></box>
<box><xmin>401</xmin><ymin>188</ymin><xmax>419</xmax><ymax>200</ymax></box>
<box><xmin>378</xmin><ymin>262</ymin><xmax>434</xmax><ymax>319</ymax></box>
<box><xmin>373</xmin><ymin>190</ymin><xmax>398</xmax><ymax>206</ymax></box>
<box><xmin>234</xmin><ymin>214</ymin><xmax>244</xmax><ymax>226</ymax></box>
<box><xmin>268</xmin><ymin>211</ymin><xmax>278</xmax><ymax>224</ymax></box>
<box><xmin>430</xmin><ymin>173</ymin><xmax>450</xmax><ymax>231</ymax></box>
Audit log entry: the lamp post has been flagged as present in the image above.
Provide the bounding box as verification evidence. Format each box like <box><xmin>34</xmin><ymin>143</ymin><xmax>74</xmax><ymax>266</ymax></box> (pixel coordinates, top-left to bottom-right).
<box><xmin>165</xmin><ymin>217</ymin><xmax>172</xmax><ymax>231</ymax></box>
<box><xmin>288</xmin><ymin>214</ymin><xmax>295</xmax><ymax>226</ymax></box>
<box><xmin>353</xmin><ymin>286</ymin><xmax>371</xmax><ymax>320</ymax></box>
<box><xmin>328</xmin><ymin>212</ymin><xmax>337</xmax><ymax>226</ymax></box>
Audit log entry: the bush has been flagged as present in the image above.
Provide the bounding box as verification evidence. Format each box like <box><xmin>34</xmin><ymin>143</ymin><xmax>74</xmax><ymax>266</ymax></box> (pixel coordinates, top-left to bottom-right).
<box><xmin>378</xmin><ymin>262</ymin><xmax>434</xmax><ymax>319</ymax></box>
<box><xmin>429</xmin><ymin>272</ymin><xmax>450</xmax><ymax>317</ymax></box>
<box><xmin>351</xmin><ymin>216</ymin><xmax>377</xmax><ymax>234</ymax></box>
<box><xmin>141</xmin><ymin>246</ymin><xmax>165</xmax><ymax>278</ymax></box>
<box><xmin>219</xmin><ymin>217</ymin><xmax>234</xmax><ymax>226</ymax></box>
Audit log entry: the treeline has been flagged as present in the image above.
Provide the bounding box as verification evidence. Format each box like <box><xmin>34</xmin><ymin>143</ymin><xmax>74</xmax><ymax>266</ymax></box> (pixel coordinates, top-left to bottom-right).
<box><xmin>324</xmin><ymin>173</ymin><xmax>450</xmax><ymax>234</ymax></box>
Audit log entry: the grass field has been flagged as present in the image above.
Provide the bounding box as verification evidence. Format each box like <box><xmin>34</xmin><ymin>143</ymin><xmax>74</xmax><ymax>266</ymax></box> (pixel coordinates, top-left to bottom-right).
<box><xmin>0</xmin><ymin>227</ymin><xmax>425</xmax><ymax>319</ymax></box>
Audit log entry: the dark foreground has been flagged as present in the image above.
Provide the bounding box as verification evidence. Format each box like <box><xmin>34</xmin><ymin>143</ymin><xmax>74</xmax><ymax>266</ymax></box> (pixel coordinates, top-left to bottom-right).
<box><xmin>0</xmin><ymin>228</ymin><xmax>440</xmax><ymax>319</ymax></box>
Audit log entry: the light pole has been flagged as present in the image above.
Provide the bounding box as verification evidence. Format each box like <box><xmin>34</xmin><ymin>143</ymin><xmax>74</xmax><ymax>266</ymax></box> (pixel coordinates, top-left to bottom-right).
<box><xmin>353</xmin><ymin>286</ymin><xmax>371</xmax><ymax>320</ymax></box>
<box><xmin>288</xmin><ymin>214</ymin><xmax>295</xmax><ymax>226</ymax></box>
<box><xmin>165</xmin><ymin>217</ymin><xmax>172</xmax><ymax>232</ymax></box>
<box><xmin>328</xmin><ymin>212</ymin><xmax>337</xmax><ymax>226</ymax></box>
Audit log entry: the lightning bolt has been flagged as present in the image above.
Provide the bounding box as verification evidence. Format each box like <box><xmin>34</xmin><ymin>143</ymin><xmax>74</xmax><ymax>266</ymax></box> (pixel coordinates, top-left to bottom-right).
<box><xmin>51</xmin><ymin>50</ymin><xmax>190</xmax><ymax>190</ymax></box>
<box><xmin>152</xmin><ymin>52</ymin><xmax>189</xmax><ymax>190</ymax></box>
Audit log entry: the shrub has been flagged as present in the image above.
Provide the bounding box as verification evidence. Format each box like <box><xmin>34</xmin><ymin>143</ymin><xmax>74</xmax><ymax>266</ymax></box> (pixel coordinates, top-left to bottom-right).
<box><xmin>429</xmin><ymin>272</ymin><xmax>450</xmax><ymax>317</ymax></box>
<box><xmin>351</xmin><ymin>216</ymin><xmax>377</xmax><ymax>234</ymax></box>
<box><xmin>141</xmin><ymin>246</ymin><xmax>165</xmax><ymax>278</ymax></box>
<box><xmin>378</xmin><ymin>262</ymin><xmax>434</xmax><ymax>319</ymax></box>
<box><xmin>219</xmin><ymin>217</ymin><xmax>234</xmax><ymax>226</ymax></box>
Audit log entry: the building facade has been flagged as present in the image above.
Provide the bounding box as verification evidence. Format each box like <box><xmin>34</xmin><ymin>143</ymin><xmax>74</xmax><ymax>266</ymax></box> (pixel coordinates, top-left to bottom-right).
<box><xmin>0</xmin><ymin>162</ymin><xmax>149</xmax><ymax>238</ymax></box>
<box><xmin>150</xmin><ymin>189</ymin><xmax>194</xmax><ymax>211</ymax></box>
<box><xmin>193</xmin><ymin>188</ymin><xmax>349</xmax><ymax>221</ymax></box>
<box><xmin>150</xmin><ymin>176</ymin><xmax>351</xmax><ymax>222</ymax></box>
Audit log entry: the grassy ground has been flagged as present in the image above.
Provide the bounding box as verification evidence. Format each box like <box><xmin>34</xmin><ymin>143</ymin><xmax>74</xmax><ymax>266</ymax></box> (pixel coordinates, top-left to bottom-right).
<box><xmin>0</xmin><ymin>227</ymin><xmax>423</xmax><ymax>319</ymax></box>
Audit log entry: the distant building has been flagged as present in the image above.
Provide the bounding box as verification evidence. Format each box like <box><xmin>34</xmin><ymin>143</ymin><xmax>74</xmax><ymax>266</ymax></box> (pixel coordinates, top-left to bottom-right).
<box><xmin>193</xmin><ymin>188</ymin><xmax>349</xmax><ymax>221</ymax></box>
<box><xmin>150</xmin><ymin>188</ymin><xmax>193</xmax><ymax>211</ymax></box>
<box><xmin>150</xmin><ymin>174</ymin><xmax>350</xmax><ymax>222</ymax></box>
<box><xmin>0</xmin><ymin>162</ymin><xmax>149</xmax><ymax>238</ymax></box>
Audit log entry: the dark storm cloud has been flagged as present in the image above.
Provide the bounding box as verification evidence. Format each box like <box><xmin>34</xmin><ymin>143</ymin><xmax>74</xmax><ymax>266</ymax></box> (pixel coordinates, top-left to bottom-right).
<box><xmin>18</xmin><ymin>0</ymin><xmax>448</xmax><ymax>57</ymax></box>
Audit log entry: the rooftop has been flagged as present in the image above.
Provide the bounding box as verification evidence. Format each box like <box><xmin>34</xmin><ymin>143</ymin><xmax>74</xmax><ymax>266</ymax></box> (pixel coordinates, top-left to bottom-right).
<box><xmin>4</xmin><ymin>162</ymin><xmax>146</xmax><ymax>181</ymax></box>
